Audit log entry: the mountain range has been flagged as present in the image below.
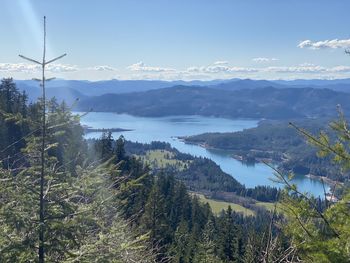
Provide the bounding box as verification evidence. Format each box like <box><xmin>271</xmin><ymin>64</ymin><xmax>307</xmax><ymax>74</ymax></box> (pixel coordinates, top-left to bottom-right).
<box><xmin>15</xmin><ymin>77</ymin><xmax>350</xmax><ymax>101</ymax></box>
<box><xmin>76</xmin><ymin>85</ymin><xmax>350</xmax><ymax>119</ymax></box>
<box><xmin>13</xmin><ymin>78</ymin><xmax>350</xmax><ymax>119</ymax></box>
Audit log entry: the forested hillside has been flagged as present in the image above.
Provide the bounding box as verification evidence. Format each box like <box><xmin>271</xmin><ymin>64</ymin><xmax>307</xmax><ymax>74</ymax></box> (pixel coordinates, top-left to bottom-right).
<box><xmin>122</xmin><ymin>140</ymin><xmax>280</xmax><ymax>203</ymax></box>
<box><xmin>184</xmin><ymin>119</ymin><xmax>349</xmax><ymax>182</ymax></box>
<box><xmin>77</xmin><ymin>86</ymin><xmax>350</xmax><ymax>119</ymax></box>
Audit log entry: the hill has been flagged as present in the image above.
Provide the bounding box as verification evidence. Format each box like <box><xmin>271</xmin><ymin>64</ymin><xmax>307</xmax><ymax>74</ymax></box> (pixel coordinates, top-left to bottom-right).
<box><xmin>15</xmin><ymin>78</ymin><xmax>228</xmax><ymax>100</ymax></box>
<box><xmin>77</xmin><ymin>86</ymin><xmax>350</xmax><ymax>119</ymax></box>
<box><xmin>184</xmin><ymin>119</ymin><xmax>348</xmax><ymax>182</ymax></box>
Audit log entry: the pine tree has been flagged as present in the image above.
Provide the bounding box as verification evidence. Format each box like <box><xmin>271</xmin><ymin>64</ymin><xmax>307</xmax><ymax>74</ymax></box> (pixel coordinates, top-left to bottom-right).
<box><xmin>193</xmin><ymin>218</ymin><xmax>223</xmax><ymax>263</ymax></box>
<box><xmin>95</xmin><ymin>131</ymin><xmax>114</xmax><ymax>160</ymax></box>
<box><xmin>217</xmin><ymin>206</ymin><xmax>242</xmax><ymax>262</ymax></box>
<box><xmin>169</xmin><ymin>182</ymin><xmax>191</xmax><ymax>230</ymax></box>
<box><xmin>116</xmin><ymin>135</ymin><xmax>126</xmax><ymax>161</ymax></box>
<box><xmin>276</xmin><ymin>112</ymin><xmax>350</xmax><ymax>262</ymax></box>
<box><xmin>243</xmin><ymin>228</ymin><xmax>265</xmax><ymax>263</ymax></box>
<box><xmin>170</xmin><ymin>220</ymin><xmax>191</xmax><ymax>263</ymax></box>
<box><xmin>140</xmin><ymin>174</ymin><xmax>171</xmax><ymax>254</ymax></box>
<box><xmin>0</xmin><ymin>78</ymin><xmax>30</xmax><ymax>169</ymax></box>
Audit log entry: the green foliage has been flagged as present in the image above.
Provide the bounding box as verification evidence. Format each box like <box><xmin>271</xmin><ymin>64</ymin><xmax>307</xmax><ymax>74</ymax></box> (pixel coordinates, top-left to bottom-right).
<box><xmin>0</xmin><ymin>157</ymin><xmax>156</xmax><ymax>262</ymax></box>
<box><xmin>0</xmin><ymin>78</ymin><xmax>32</xmax><ymax>169</ymax></box>
<box><xmin>185</xmin><ymin>119</ymin><xmax>347</xmax><ymax>182</ymax></box>
<box><xmin>0</xmin><ymin>79</ymin><xmax>156</xmax><ymax>262</ymax></box>
<box><xmin>177</xmin><ymin>158</ymin><xmax>243</xmax><ymax>193</ymax></box>
<box><xmin>192</xmin><ymin>219</ymin><xmax>223</xmax><ymax>263</ymax></box>
<box><xmin>281</xmin><ymin>192</ymin><xmax>350</xmax><ymax>262</ymax></box>
<box><xmin>279</xmin><ymin>112</ymin><xmax>350</xmax><ymax>262</ymax></box>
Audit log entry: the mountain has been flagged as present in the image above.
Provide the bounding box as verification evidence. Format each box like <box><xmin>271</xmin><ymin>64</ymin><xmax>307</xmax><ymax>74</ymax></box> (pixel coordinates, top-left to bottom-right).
<box><xmin>15</xmin><ymin>80</ymin><xmax>86</xmax><ymax>104</ymax></box>
<box><xmin>15</xmin><ymin>79</ymin><xmax>230</xmax><ymax>99</ymax></box>
<box><xmin>214</xmin><ymin>78</ymin><xmax>350</xmax><ymax>92</ymax></box>
<box><xmin>271</xmin><ymin>79</ymin><xmax>350</xmax><ymax>92</ymax></box>
<box><xmin>14</xmin><ymin>78</ymin><xmax>350</xmax><ymax>105</ymax></box>
<box><xmin>76</xmin><ymin>86</ymin><xmax>350</xmax><ymax>119</ymax></box>
<box><xmin>272</xmin><ymin>78</ymin><xmax>350</xmax><ymax>86</ymax></box>
<box><xmin>209</xmin><ymin>79</ymin><xmax>284</xmax><ymax>91</ymax></box>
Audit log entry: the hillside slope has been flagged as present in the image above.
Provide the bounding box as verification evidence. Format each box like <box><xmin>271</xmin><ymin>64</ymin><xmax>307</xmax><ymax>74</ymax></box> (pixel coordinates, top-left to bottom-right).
<box><xmin>77</xmin><ymin>86</ymin><xmax>350</xmax><ymax>119</ymax></box>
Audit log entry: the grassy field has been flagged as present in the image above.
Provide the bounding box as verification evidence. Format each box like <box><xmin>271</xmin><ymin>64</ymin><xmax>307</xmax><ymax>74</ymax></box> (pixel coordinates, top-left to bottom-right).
<box><xmin>194</xmin><ymin>193</ymin><xmax>255</xmax><ymax>216</ymax></box>
<box><xmin>138</xmin><ymin>150</ymin><xmax>191</xmax><ymax>170</ymax></box>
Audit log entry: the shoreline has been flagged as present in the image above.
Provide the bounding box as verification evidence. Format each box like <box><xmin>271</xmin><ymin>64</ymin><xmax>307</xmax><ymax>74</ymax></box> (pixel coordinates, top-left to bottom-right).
<box><xmin>182</xmin><ymin>137</ymin><xmax>342</xmax><ymax>190</ymax></box>
<box><xmin>305</xmin><ymin>173</ymin><xmax>342</xmax><ymax>188</ymax></box>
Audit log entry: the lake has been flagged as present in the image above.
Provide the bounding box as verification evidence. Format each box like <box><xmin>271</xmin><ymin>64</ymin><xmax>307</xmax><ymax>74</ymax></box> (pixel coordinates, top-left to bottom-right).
<box><xmin>79</xmin><ymin>112</ymin><xmax>330</xmax><ymax>197</ymax></box>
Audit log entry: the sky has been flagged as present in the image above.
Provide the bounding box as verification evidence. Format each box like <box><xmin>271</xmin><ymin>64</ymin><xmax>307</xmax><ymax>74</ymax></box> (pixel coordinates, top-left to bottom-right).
<box><xmin>1</xmin><ymin>0</ymin><xmax>350</xmax><ymax>81</ymax></box>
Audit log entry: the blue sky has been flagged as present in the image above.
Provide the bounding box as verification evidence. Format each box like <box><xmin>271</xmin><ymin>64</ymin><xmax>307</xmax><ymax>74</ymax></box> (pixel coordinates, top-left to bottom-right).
<box><xmin>1</xmin><ymin>0</ymin><xmax>350</xmax><ymax>80</ymax></box>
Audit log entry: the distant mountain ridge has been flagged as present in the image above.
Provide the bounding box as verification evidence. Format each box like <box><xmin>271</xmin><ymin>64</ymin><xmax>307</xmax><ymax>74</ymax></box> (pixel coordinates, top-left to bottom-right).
<box><xmin>15</xmin><ymin>79</ymin><xmax>231</xmax><ymax>102</ymax></box>
<box><xmin>13</xmin><ymin>78</ymin><xmax>350</xmax><ymax>106</ymax></box>
<box><xmin>76</xmin><ymin>86</ymin><xmax>350</xmax><ymax>120</ymax></box>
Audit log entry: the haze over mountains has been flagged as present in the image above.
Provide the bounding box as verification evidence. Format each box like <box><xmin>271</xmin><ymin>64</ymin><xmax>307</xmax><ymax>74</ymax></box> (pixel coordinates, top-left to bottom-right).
<box><xmin>78</xmin><ymin>86</ymin><xmax>350</xmax><ymax>119</ymax></box>
<box><xmin>15</xmin><ymin>79</ymin><xmax>230</xmax><ymax>102</ymax></box>
<box><xmin>15</xmin><ymin>78</ymin><xmax>350</xmax><ymax>98</ymax></box>
<box><xmin>15</xmin><ymin>78</ymin><xmax>350</xmax><ymax>119</ymax></box>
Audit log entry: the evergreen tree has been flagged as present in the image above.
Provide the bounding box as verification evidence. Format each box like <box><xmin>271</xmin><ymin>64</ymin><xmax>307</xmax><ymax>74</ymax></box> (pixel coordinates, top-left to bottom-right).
<box><xmin>217</xmin><ymin>206</ymin><xmax>242</xmax><ymax>262</ymax></box>
<box><xmin>169</xmin><ymin>182</ymin><xmax>191</xmax><ymax>231</ymax></box>
<box><xmin>95</xmin><ymin>131</ymin><xmax>114</xmax><ymax>160</ymax></box>
<box><xmin>277</xmin><ymin>112</ymin><xmax>350</xmax><ymax>262</ymax></box>
<box><xmin>140</xmin><ymin>174</ymin><xmax>173</xmax><ymax>254</ymax></box>
<box><xmin>0</xmin><ymin>78</ymin><xmax>30</xmax><ymax>169</ymax></box>
<box><xmin>193</xmin><ymin>218</ymin><xmax>223</xmax><ymax>263</ymax></box>
<box><xmin>243</xmin><ymin>231</ymin><xmax>258</xmax><ymax>263</ymax></box>
<box><xmin>170</xmin><ymin>220</ymin><xmax>191</xmax><ymax>263</ymax></box>
<box><xmin>116</xmin><ymin>135</ymin><xmax>126</xmax><ymax>161</ymax></box>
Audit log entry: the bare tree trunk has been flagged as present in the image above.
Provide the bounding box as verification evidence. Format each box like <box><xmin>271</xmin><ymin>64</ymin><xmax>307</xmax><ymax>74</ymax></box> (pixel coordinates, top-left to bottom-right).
<box><xmin>38</xmin><ymin>15</ymin><xmax>47</xmax><ymax>263</ymax></box>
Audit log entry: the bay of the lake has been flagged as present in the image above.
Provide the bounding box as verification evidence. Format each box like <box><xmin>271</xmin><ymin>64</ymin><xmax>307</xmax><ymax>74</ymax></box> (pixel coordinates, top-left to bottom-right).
<box><xmin>79</xmin><ymin>112</ymin><xmax>329</xmax><ymax>197</ymax></box>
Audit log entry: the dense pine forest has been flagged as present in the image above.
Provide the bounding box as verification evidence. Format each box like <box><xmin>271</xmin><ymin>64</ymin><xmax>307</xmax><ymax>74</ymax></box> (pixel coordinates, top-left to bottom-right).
<box><xmin>0</xmin><ymin>77</ymin><xmax>349</xmax><ymax>262</ymax></box>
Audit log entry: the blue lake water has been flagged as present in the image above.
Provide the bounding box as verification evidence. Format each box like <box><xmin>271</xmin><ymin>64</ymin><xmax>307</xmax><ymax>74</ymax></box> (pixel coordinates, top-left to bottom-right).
<box><xmin>79</xmin><ymin>112</ymin><xmax>330</xmax><ymax>197</ymax></box>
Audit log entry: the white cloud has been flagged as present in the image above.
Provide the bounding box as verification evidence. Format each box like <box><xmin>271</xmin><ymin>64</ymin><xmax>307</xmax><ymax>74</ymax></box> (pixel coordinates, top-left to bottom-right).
<box><xmin>187</xmin><ymin>62</ymin><xmax>258</xmax><ymax>74</ymax></box>
<box><xmin>127</xmin><ymin>61</ymin><xmax>175</xmax><ymax>72</ymax></box>
<box><xmin>0</xmin><ymin>63</ymin><xmax>78</xmax><ymax>73</ymax></box>
<box><xmin>46</xmin><ymin>64</ymin><xmax>78</xmax><ymax>72</ymax></box>
<box><xmin>91</xmin><ymin>65</ymin><xmax>117</xmax><ymax>71</ymax></box>
<box><xmin>265</xmin><ymin>65</ymin><xmax>350</xmax><ymax>74</ymax></box>
<box><xmin>327</xmin><ymin>65</ymin><xmax>350</xmax><ymax>73</ymax></box>
<box><xmin>186</xmin><ymin>62</ymin><xmax>350</xmax><ymax>77</ymax></box>
<box><xmin>0</xmin><ymin>63</ymin><xmax>39</xmax><ymax>72</ymax></box>
<box><xmin>252</xmin><ymin>57</ymin><xmax>279</xmax><ymax>63</ymax></box>
<box><xmin>0</xmin><ymin>63</ymin><xmax>120</xmax><ymax>74</ymax></box>
<box><xmin>229</xmin><ymin>67</ymin><xmax>258</xmax><ymax>73</ymax></box>
<box><xmin>298</xmin><ymin>39</ymin><xmax>350</xmax><ymax>49</ymax></box>
<box><xmin>2</xmin><ymin>61</ymin><xmax>350</xmax><ymax>81</ymax></box>
<box><xmin>204</xmin><ymin>65</ymin><xmax>231</xmax><ymax>73</ymax></box>
<box><xmin>299</xmin><ymin>62</ymin><xmax>316</xmax><ymax>67</ymax></box>
<box><xmin>265</xmin><ymin>65</ymin><xmax>324</xmax><ymax>73</ymax></box>
<box><xmin>213</xmin><ymin>61</ymin><xmax>229</xmax><ymax>65</ymax></box>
